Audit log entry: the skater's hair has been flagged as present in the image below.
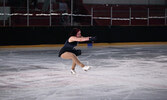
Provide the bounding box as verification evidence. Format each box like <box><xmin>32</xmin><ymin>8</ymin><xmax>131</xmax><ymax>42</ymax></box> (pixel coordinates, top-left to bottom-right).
<box><xmin>69</xmin><ymin>28</ymin><xmax>81</xmax><ymax>37</ymax></box>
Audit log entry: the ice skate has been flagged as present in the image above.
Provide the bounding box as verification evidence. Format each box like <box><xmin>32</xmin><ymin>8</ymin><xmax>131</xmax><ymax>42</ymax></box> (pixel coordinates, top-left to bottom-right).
<box><xmin>82</xmin><ymin>66</ymin><xmax>91</xmax><ymax>71</ymax></box>
<box><xmin>71</xmin><ymin>69</ymin><xmax>76</xmax><ymax>74</ymax></box>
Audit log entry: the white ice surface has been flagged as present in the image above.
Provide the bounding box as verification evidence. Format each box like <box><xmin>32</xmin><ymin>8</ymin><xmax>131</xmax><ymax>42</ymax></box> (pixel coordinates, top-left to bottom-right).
<box><xmin>0</xmin><ymin>45</ymin><xmax>167</xmax><ymax>100</ymax></box>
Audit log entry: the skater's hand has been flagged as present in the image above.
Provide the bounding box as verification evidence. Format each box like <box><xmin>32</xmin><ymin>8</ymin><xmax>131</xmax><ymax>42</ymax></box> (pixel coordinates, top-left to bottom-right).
<box><xmin>89</xmin><ymin>36</ymin><xmax>97</xmax><ymax>41</ymax></box>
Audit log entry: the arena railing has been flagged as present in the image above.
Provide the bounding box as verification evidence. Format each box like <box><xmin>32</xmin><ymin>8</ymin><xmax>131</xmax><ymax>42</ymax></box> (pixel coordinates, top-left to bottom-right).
<box><xmin>0</xmin><ymin>0</ymin><xmax>166</xmax><ymax>26</ymax></box>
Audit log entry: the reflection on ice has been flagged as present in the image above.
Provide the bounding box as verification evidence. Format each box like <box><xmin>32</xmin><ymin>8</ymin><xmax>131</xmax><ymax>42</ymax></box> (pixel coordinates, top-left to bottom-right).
<box><xmin>0</xmin><ymin>45</ymin><xmax>167</xmax><ymax>100</ymax></box>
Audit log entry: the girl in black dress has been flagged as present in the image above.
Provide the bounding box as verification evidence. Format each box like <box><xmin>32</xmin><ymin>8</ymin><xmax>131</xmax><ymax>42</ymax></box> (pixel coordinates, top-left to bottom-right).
<box><xmin>59</xmin><ymin>28</ymin><xmax>96</xmax><ymax>74</ymax></box>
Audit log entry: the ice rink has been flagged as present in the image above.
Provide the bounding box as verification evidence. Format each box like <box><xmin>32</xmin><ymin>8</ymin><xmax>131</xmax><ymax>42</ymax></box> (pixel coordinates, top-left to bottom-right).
<box><xmin>0</xmin><ymin>44</ymin><xmax>167</xmax><ymax>100</ymax></box>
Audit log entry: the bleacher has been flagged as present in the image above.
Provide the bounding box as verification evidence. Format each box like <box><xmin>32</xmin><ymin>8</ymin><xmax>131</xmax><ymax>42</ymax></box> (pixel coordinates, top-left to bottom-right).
<box><xmin>0</xmin><ymin>0</ymin><xmax>166</xmax><ymax>26</ymax></box>
<box><xmin>83</xmin><ymin>4</ymin><xmax>166</xmax><ymax>26</ymax></box>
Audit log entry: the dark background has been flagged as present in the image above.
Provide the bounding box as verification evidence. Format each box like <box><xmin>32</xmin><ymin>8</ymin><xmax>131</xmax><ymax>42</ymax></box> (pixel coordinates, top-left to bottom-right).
<box><xmin>0</xmin><ymin>26</ymin><xmax>167</xmax><ymax>45</ymax></box>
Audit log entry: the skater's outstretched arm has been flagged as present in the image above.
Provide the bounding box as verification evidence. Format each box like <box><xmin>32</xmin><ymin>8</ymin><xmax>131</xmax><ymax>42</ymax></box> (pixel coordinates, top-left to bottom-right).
<box><xmin>69</xmin><ymin>36</ymin><xmax>90</xmax><ymax>42</ymax></box>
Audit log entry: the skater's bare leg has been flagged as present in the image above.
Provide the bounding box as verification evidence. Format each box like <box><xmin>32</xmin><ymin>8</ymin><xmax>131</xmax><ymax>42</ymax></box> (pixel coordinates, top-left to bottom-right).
<box><xmin>61</xmin><ymin>52</ymin><xmax>85</xmax><ymax>68</ymax></box>
<box><xmin>71</xmin><ymin>62</ymin><xmax>76</xmax><ymax>70</ymax></box>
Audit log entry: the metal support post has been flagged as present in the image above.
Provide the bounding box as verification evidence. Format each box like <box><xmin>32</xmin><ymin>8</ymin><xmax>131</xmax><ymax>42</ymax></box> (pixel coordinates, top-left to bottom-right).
<box><xmin>91</xmin><ymin>7</ymin><xmax>93</xmax><ymax>26</ymax></box>
<box><xmin>49</xmin><ymin>0</ymin><xmax>52</xmax><ymax>26</ymax></box>
<box><xmin>129</xmin><ymin>7</ymin><xmax>131</xmax><ymax>26</ymax></box>
<box><xmin>147</xmin><ymin>8</ymin><xmax>149</xmax><ymax>26</ymax></box>
<box><xmin>165</xmin><ymin>8</ymin><xmax>166</xmax><ymax>25</ymax></box>
<box><xmin>27</xmin><ymin>0</ymin><xmax>29</xmax><ymax>26</ymax></box>
<box><xmin>111</xmin><ymin>7</ymin><xmax>112</xmax><ymax>26</ymax></box>
<box><xmin>71</xmin><ymin>0</ymin><xmax>73</xmax><ymax>26</ymax></box>
<box><xmin>3</xmin><ymin>0</ymin><xmax>6</xmax><ymax>26</ymax></box>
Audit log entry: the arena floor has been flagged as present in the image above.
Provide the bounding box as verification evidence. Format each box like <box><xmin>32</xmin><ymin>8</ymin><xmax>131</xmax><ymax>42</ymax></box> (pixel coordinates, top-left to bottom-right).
<box><xmin>0</xmin><ymin>43</ymin><xmax>167</xmax><ymax>100</ymax></box>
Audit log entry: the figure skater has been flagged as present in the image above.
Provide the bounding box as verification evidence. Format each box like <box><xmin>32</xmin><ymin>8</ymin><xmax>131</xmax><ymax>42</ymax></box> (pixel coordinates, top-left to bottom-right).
<box><xmin>58</xmin><ymin>28</ymin><xmax>96</xmax><ymax>74</ymax></box>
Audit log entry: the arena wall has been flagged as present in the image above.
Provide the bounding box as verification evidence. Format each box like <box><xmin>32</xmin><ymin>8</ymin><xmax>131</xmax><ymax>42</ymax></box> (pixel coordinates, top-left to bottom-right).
<box><xmin>0</xmin><ymin>26</ymin><xmax>167</xmax><ymax>45</ymax></box>
<box><xmin>83</xmin><ymin>0</ymin><xmax>166</xmax><ymax>5</ymax></box>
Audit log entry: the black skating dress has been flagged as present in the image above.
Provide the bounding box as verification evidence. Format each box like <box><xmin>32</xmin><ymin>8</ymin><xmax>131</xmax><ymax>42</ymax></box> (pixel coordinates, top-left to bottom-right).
<box><xmin>58</xmin><ymin>39</ymin><xmax>81</xmax><ymax>57</ymax></box>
